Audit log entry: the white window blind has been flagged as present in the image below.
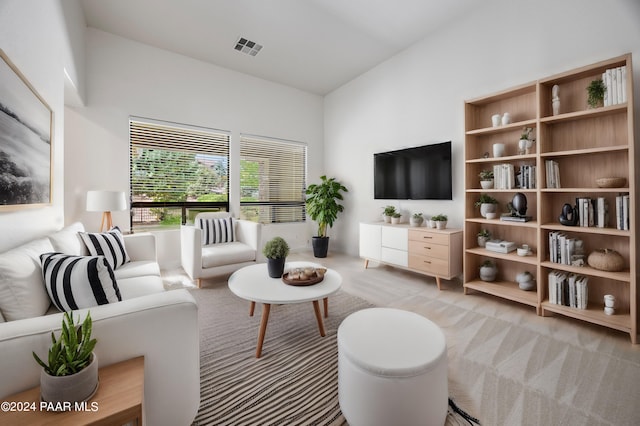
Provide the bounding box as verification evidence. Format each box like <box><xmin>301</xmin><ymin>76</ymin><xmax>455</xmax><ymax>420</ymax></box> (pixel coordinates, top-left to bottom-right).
<box><xmin>129</xmin><ymin>118</ymin><xmax>230</xmax><ymax>229</ymax></box>
<box><xmin>239</xmin><ymin>134</ymin><xmax>307</xmax><ymax>223</ymax></box>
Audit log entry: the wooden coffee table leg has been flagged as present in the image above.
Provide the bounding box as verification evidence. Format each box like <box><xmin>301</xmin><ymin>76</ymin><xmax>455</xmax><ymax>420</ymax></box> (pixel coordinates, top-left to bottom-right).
<box><xmin>256</xmin><ymin>303</ymin><xmax>271</xmax><ymax>358</ymax></box>
<box><xmin>313</xmin><ymin>300</ymin><xmax>326</xmax><ymax>337</ymax></box>
<box><xmin>249</xmin><ymin>301</ymin><xmax>255</xmax><ymax>316</ymax></box>
<box><xmin>323</xmin><ymin>297</ymin><xmax>328</xmax><ymax>318</ymax></box>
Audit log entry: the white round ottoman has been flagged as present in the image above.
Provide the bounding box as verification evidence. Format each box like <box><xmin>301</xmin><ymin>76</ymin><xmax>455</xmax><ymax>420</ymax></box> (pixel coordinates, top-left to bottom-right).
<box><xmin>337</xmin><ymin>307</ymin><xmax>448</xmax><ymax>426</ymax></box>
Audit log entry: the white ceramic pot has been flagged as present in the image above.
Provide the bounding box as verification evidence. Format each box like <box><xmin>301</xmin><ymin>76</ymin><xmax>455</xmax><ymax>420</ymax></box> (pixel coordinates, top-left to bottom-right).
<box><xmin>480</xmin><ymin>203</ymin><xmax>496</xmax><ymax>218</ymax></box>
<box><xmin>410</xmin><ymin>217</ymin><xmax>424</xmax><ymax>227</ymax></box>
<box><xmin>383</xmin><ymin>215</ymin><xmax>391</xmax><ymax>223</ymax></box>
<box><xmin>479</xmin><ymin>264</ymin><xmax>497</xmax><ymax>282</ymax></box>
<box><xmin>477</xmin><ymin>236</ymin><xmax>489</xmax><ymax>248</ymax></box>
<box><xmin>391</xmin><ymin>216</ymin><xmax>401</xmax><ymax>225</ymax></box>
<box><xmin>435</xmin><ymin>220</ymin><xmax>447</xmax><ymax>230</ymax></box>
<box><xmin>480</xmin><ymin>180</ymin><xmax>494</xmax><ymax>189</ymax></box>
<box><xmin>491</xmin><ymin>114</ymin><xmax>501</xmax><ymax>127</ymax></box>
<box><xmin>493</xmin><ymin>143</ymin><xmax>505</xmax><ymax>158</ymax></box>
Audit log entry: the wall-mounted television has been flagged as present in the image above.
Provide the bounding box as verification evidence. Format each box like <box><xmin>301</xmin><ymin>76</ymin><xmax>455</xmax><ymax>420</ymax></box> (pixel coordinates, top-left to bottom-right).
<box><xmin>374</xmin><ymin>141</ymin><xmax>452</xmax><ymax>200</ymax></box>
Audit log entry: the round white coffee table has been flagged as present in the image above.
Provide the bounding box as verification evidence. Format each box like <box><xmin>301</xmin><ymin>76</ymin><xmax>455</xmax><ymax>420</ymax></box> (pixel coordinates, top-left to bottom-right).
<box><xmin>228</xmin><ymin>261</ymin><xmax>342</xmax><ymax>358</ymax></box>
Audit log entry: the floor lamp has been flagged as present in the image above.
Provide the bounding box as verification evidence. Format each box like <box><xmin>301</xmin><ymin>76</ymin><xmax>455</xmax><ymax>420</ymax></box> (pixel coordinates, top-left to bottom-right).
<box><xmin>86</xmin><ymin>190</ymin><xmax>127</xmax><ymax>232</ymax></box>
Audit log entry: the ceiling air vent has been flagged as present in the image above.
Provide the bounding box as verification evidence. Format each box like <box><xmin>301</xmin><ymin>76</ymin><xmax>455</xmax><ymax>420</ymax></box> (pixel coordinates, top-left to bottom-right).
<box><xmin>234</xmin><ymin>37</ymin><xmax>263</xmax><ymax>57</ymax></box>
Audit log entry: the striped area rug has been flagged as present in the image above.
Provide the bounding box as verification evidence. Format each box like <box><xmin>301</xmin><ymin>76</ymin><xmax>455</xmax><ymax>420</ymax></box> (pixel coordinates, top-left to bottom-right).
<box><xmin>189</xmin><ymin>282</ymin><xmax>473</xmax><ymax>425</ymax></box>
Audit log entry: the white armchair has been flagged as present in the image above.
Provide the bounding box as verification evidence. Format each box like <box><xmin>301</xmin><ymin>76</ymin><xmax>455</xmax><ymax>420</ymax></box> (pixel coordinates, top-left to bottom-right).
<box><xmin>181</xmin><ymin>212</ymin><xmax>261</xmax><ymax>287</ymax></box>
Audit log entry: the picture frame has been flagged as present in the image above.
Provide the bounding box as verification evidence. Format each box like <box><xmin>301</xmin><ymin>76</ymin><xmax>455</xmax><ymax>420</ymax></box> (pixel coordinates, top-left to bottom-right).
<box><xmin>0</xmin><ymin>48</ymin><xmax>53</xmax><ymax>210</ymax></box>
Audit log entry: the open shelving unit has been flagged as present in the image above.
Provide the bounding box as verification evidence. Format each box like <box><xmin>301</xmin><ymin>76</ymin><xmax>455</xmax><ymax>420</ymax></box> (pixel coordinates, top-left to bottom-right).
<box><xmin>463</xmin><ymin>54</ymin><xmax>637</xmax><ymax>343</ymax></box>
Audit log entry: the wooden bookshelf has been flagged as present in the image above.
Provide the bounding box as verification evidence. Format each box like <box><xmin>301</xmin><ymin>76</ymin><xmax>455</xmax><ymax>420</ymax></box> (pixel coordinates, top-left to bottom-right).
<box><xmin>463</xmin><ymin>54</ymin><xmax>637</xmax><ymax>343</ymax></box>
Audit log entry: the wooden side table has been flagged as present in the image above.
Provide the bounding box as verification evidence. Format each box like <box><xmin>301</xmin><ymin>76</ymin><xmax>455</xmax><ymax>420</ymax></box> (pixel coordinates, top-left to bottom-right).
<box><xmin>0</xmin><ymin>356</ymin><xmax>144</xmax><ymax>426</ymax></box>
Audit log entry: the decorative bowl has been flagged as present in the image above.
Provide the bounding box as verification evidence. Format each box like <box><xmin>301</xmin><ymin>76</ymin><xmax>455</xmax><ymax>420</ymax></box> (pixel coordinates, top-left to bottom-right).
<box><xmin>517</xmin><ymin>248</ymin><xmax>531</xmax><ymax>256</ymax></box>
<box><xmin>587</xmin><ymin>249</ymin><xmax>624</xmax><ymax>272</ymax></box>
<box><xmin>595</xmin><ymin>177</ymin><xmax>626</xmax><ymax>188</ymax></box>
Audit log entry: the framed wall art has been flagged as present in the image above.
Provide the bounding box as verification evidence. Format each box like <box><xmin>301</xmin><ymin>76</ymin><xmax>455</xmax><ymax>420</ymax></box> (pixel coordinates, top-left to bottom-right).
<box><xmin>0</xmin><ymin>49</ymin><xmax>53</xmax><ymax>210</ymax></box>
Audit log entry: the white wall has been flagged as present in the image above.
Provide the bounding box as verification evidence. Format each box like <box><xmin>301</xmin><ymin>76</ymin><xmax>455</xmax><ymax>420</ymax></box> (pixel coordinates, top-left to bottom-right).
<box><xmin>65</xmin><ymin>29</ymin><xmax>324</xmax><ymax>268</ymax></box>
<box><xmin>0</xmin><ymin>0</ymin><xmax>84</xmax><ymax>252</ymax></box>
<box><xmin>324</xmin><ymin>0</ymin><xmax>640</xmax><ymax>256</ymax></box>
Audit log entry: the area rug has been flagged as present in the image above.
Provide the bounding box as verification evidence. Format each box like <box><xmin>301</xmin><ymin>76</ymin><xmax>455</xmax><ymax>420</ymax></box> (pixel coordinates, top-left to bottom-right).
<box><xmin>189</xmin><ymin>282</ymin><xmax>478</xmax><ymax>425</ymax></box>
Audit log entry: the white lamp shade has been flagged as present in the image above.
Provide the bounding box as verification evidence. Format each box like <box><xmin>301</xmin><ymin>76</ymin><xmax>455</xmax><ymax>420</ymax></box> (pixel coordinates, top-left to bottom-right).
<box><xmin>86</xmin><ymin>190</ymin><xmax>127</xmax><ymax>212</ymax></box>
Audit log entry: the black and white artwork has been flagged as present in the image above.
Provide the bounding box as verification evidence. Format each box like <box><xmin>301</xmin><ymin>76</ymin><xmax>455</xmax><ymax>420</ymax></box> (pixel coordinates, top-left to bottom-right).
<box><xmin>0</xmin><ymin>49</ymin><xmax>52</xmax><ymax>208</ymax></box>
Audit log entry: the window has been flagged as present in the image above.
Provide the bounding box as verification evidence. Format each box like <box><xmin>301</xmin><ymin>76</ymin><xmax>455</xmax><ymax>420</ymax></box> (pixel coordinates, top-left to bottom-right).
<box><xmin>239</xmin><ymin>135</ymin><xmax>307</xmax><ymax>223</ymax></box>
<box><xmin>129</xmin><ymin>118</ymin><xmax>229</xmax><ymax>230</ymax></box>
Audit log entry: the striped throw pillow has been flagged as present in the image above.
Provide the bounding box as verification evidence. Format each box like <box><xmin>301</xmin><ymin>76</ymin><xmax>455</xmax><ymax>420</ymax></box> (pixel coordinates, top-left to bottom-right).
<box><xmin>198</xmin><ymin>217</ymin><xmax>235</xmax><ymax>245</ymax></box>
<box><xmin>40</xmin><ymin>253</ymin><xmax>122</xmax><ymax>312</ymax></box>
<box><xmin>79</xmin><ymin>227</ymin><xmax>130</xmax><ymax>270</ymax></box>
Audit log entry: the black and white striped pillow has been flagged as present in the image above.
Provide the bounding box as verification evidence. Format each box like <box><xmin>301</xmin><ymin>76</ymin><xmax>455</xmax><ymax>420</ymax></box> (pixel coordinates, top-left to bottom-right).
<box><xmin>78</xmin><ymin>227</ymin><xmax>130</xmax><ymax>270</ymax></box>
<box><xmin>198</xmin><ymin>217</ymin><xmax>235</xmax><ymax>245</ymax></box>
<box><xmin>40</xmin><ymin>253</ymin><xmax>122</xmax><ymax>312</ymax></box>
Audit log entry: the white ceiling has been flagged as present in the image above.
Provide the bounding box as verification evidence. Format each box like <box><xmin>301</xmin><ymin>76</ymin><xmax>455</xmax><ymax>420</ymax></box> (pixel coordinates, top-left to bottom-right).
<box><xmin>80</xmin><ymin>0</ymin><xmax>480</xmax><ymax>95</ymax></box>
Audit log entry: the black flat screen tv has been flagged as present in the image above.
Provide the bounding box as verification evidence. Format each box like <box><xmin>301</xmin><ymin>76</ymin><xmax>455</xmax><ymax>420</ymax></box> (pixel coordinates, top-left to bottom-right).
<box><xmin>374</xmin><ymin>141</ymin><xmax>452</xmax><ymax>200</ymax></box>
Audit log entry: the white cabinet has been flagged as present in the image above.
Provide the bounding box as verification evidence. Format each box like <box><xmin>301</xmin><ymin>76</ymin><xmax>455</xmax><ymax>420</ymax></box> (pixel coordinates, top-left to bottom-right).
<box><xmin>381</xmin><ymin>226</ymin><xmax>408</xmax><ymax>267</ymax></box>
<box><xmin>359</xmin><ymin>223</ymin><xmax>381</xmax><ymax>261</ymax></box>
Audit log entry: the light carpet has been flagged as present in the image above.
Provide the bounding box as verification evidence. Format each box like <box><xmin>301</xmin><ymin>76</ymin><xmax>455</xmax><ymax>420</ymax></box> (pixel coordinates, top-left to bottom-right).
<box><xmin>188</xmin><ymin>282</ymin><xmax>476</xmax><ymax>425</ymax></box>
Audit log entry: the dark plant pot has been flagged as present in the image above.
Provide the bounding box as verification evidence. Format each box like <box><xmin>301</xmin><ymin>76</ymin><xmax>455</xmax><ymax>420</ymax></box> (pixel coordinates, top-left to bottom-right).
<box><xmin>312</xmin><ymin>236</ymin><xmax>329</xmax><ymax>258</ymax></box>
<box><xmin>267</xmin><ymin>258</ymin><xmax>286</xmax><ymax>278</ymax></box>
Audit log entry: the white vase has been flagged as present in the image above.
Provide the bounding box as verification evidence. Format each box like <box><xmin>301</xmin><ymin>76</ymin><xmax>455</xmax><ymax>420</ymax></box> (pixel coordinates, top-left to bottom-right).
<box><xmin>501</xmin><ymin>112</ymin><xmax>511</xmax><ymax>125</ymax></box>
<box><xmin>391</xmin><ymin>216</ymin><xmax>400</xmax><ymax>224</ymax></box>
<box><xmin>480</xmin><ymin>265</ymin><xmax>497</xmax><ymax>281</ymax></box>
<box><xmin>491</xmin><ymin>114</ymin><xmax>501</xmax><ymax>127</ymax></box>
<box><xmin>383</xmin><ymin>215</ymin><xmax>391</xmax><ymax>223</ymax></box>
<box><xmin>435</xmin><ymin>220</ymin><xmax>447</xmax><ymax>230</ymax></box>
<box><xmin>493</xmin><ymin>143</ymin><xmax>505</xmax><ymax>158</ymax></box>
<box><xmin>480</xmin><ymin>180</ymin><xmax>494</xmax><ymax>189</ymax></box>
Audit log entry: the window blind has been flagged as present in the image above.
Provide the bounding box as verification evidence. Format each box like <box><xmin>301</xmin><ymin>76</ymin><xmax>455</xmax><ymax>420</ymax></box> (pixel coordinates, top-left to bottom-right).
<box><xmin>239</xmin><ymin>134</ymin><xmax>307</xmax><ymax>223</ymax></box>
<box><xmin>129</xmin><ymin>118</ymin><xmax>230</xmax><ymax>229</ymax></box>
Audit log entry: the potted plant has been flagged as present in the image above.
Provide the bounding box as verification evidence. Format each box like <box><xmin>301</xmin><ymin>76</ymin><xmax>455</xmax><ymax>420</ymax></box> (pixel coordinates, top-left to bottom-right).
<box><xmin>477</xmin><ymin>229</ymin><xmax>491</xmax><ymax>247</ymax></box>
<box><xmin>33</xmin><ymin>311</ymin><xmax>98</xmax><ymax>404</ymax></box>
<box><xmin>262</xmin><ymin>236</ymin><xmax>290</xmax><ymax>278</ymax></box>
<box><xmin>382</xmin><ymin>205</ymin><xmax>396</xmax><ymax>223</ymax></box>
<box><xmin>431</xmin><ymin>214</ymin><xmax>448</xmax><ymax>229</ymax></box>
<box><xmin>475</xmin><ymin>194</ymin><xmax>499</xmax><ymax>218</ymax></box>
<box><xmin>391</xmin><ymin>212</ymin><xmax>402</xmax><ymax>224</ymax></box>
<box><xmin>587</xmin><ymin>78</ymin><xmax>606</xmax><ymax>108</ymax></box>
<box><xmin>479</xmin><ymin>260</ymin><xmax>497</xmax><ymax>282</ymax></box>
<box><xmin>518</xmin><ymin>127</ymin><xmax>535</xmax><ymax>154</ymax></box>
<box><xmin>479</xmin><ymin>169</ymin><xmax>494</xmax><ymax>189</ymax></box>
<box><xmin>305</xmin><ymin>175</ymin><xmax>348</xmax><ymax>258</ymax></box>
<box><xmin>410</xmin><ymin>212</ymin><xmax>424</xmax><ymax>227</ymax></box>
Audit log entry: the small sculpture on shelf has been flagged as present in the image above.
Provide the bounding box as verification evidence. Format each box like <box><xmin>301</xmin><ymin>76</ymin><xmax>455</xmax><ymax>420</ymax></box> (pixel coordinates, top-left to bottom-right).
<box><xmin>559</xmin><ymin>203</ymin><xmax>579</xmax><ymax>226</ymax></box>
<box><xmin>502</xmin><ymin>193</ymin><xmax>531</xmax><ymax>222</ymax></box>
<box><xmin>552</xmin><ymin>84</ymin><xmax>560</xmax><ymax>115</ymax></box>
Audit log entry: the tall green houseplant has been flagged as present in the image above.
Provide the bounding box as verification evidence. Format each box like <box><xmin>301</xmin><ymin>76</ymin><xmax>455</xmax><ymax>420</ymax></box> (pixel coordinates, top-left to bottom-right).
<box><xmin>305</xmin><ymin>175</ymin><xmax>348</xmax><ymax>257</ymax></box>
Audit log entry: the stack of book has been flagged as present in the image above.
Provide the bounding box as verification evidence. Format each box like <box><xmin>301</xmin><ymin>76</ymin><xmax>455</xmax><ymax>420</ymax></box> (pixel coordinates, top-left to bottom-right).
<box><xmin>545</xmin><ymin>160</ymin><xmax>561</xmax><ymax>188</ymax></box>
<box><xmin>548</xmin><ymin>232</ymin><xmax>585</xmax><ymax>266</ymax></box>
<box><xmin>575</xmin><ymin>197</ymin><xmax>609</xmax><ymax>228</ymax></box>
<box><xmin>548</xmin><ymin>270</ymin><xmax>588</xmax><ymax>309</ymax></box>
<box><xmin>517</xmin><ymin>165</ymin><xmax>536</xmax><ymax>189</ymax></box>
<box><xmin>493</xmin><ymin>164</ymin><xmax>515</xmax><ymax>189</ymax></box>
<box><xmin>615</xmin><ymin>193</ymin><xmax>630</xmax><ymax>230</ymax></box>
<box><xmin>602</xmin><ymin>66</ymin><xmax>627</xmax><ymax>106</ymax></box>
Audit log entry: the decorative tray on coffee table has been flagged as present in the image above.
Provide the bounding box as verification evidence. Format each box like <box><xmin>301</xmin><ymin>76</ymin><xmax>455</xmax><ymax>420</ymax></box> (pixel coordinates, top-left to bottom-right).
<box><xmin>282</xmin><ymin>266</ymin><xmax>327</xmax><ymax>286</ymax></box>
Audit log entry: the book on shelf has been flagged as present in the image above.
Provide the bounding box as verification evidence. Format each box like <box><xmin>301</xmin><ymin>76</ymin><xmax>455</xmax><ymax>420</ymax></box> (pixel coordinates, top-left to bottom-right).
<box><xmin>545</xmin><ymin>160</ymin><xmax>561</xmax><ymax>188</ymax></box>
<box><xmin>516</xmin><ymin>164</ymin><xmax>536</xmax><ymax>189</ymax></box>
<box><xmin>493</xmin><ymin>164</ymin><xmax>515</xmax><ymax>189</ymax></box>
<box><xmin>602</xmin><ymin>65</ymin><xmax>627</xmax><ymax>107</ymax></box>
<box><xmin>549</xmin><ymin>232</ymin><xmax>585</xmax><ymax>266</ymax></box>
<box><xmin>548</xmin><ymin>270</ymin><xmax>588</xmax><ymax>309</ymax></box>
<box><xmin>500</xmin><ymin>214</ymin><xmax>532</xmax><ymax>222</ymax></box>
<box><xmin>615</xmin><ymin>193</ymin><xmax>631</xmax><ymax>230</ymax></box>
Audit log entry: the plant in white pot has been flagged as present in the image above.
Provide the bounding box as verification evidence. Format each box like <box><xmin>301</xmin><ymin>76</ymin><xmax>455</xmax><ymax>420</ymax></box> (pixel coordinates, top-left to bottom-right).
<box><xmin>410</xmin><ymin>212</ymin><xmax>424</xmax><ymax>227</ymax></box>
<box><xmin>475</xmin><ymin>194</ymin><xmax>499</xmax><ymax>218</ymax></box>
<box><xmin>479</xmin><ymin>260</ymin><xmax>497</xmax><ymax>282</ymax></box>
<box><xmin>477</xmin><ymin>229</ymin><xmax>491</xmax><ymax>247</ymax></box>
<box><xmin>391</xmin><ymin>212</ymin><xmax>402</xmax><ymax>224</ymax></box>
<box><xmin>478</xmin><ymin>169</ymin><xmax>494</xmax><ymax>189</ymax></box>
<box><xmin>305</xmin><ymin>175</ymin><xmax>348</xmax><ymax>258</ymax></box>
<box><xmin>33</xmin><ymin>311</ymin><xmax>98</xmax><ymax>404</ymax></box>
<box><xmin>263</xmin><ymin>236</ymin><xmax>290</xmax><ymax>278</ymax></box>
<box><xmin>382</xmin><ymin>205</ymin><xmax>396</xmax><ymax>223</ymax></box>
<box><xmin>431</xmin><ymin>214</ymin><xmax>448</xmax><ymax>229</ymax></box>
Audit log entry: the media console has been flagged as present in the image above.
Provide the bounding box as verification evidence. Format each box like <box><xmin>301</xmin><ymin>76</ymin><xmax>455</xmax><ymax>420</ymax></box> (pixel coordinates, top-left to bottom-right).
<box><xmin>359</xmin><ymin>222</ymin><xmax>463</xmax><ymax>290</ymax></box>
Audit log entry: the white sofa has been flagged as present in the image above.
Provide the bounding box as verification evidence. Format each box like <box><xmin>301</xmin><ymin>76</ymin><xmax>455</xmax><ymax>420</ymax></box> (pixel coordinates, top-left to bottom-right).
<box><xmin>0</xmin><ymin>223</ymin><xmax>200</xmax><ymax>426</ymax></box>
<box><xmin>181</xmin><ymin>212</ymin><xmax>261</xmax><ymax>287</ymax></box>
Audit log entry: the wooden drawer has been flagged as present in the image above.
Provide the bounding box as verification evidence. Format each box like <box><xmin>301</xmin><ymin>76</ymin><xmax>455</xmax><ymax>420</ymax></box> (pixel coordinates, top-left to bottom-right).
<box><xmin>408</xmin><ymin>240</ymin><xmax>448</xmax><ymax>260</ymax></box>
<box><xmin>408</xmin><ymin>229</ymin><xmax>450</xmax><ymax>246</ymax></box>
<box><xmin>408</xmin><ymin>254</ymin><xmax>449</xmax><ymax>276</ymax></box>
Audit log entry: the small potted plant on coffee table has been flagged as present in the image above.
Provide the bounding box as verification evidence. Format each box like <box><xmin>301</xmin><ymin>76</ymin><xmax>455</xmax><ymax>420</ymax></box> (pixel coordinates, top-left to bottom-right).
<box><xmin>263</xmin><ymin>236</ymin><xmax>290</xmax><ymax>278</ymax></box>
